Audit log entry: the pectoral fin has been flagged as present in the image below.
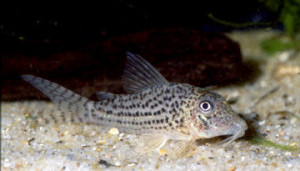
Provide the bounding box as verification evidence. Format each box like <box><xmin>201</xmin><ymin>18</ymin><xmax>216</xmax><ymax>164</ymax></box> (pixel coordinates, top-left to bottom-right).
<box><xmin>136</xmin><ymin>134</ymin><xmax>168</xmax><ymax>153</ymax></box>
<box><xmin>165</xmin><ymin>140</ymin><xmax>194</xmax><ymax>159</ymax></box>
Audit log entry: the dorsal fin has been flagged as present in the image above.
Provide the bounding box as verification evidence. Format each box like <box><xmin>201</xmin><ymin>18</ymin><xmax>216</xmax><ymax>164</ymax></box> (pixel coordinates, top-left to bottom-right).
<box><xmin>96</xmin><ymin>91</ymin><xmax>115</xmax><ymax>100</ymax></box>
<box><xmin>122</xmin><ymin>52</ymin><xmax>169</xmax><ymax>93</ymax></box>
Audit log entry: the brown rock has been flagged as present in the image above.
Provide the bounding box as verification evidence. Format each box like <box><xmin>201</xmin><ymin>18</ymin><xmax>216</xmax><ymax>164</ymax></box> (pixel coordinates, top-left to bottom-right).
<box><xmin>2</xmin><ymin>27</ymin><xmax>245</xmax><ymax>101</ymax></box>
<box><xmin>101</xmin><ymin>27</ymin><xmax>243</xmax><ymax>86</ymax></box>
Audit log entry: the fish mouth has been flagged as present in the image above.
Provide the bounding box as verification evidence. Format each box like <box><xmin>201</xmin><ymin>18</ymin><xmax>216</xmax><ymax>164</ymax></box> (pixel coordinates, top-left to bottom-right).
<box><xmin>216</xmin><ymin>122</ymin><xmax>247</xmax><ymax>146</ymax></box>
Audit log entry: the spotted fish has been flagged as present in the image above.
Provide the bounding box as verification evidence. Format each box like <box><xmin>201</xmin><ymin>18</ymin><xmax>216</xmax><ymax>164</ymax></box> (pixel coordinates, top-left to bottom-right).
<box><xmin>22</xmin><ymin>52</ymin><xmax>248</xmax><ymax>157</ymax></box>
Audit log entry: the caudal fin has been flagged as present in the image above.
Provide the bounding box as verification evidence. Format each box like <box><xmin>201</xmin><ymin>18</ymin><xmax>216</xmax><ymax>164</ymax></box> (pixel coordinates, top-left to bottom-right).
<box><xmin>21</xmin><ymin>74</ymin><xmax>89</xmax><ymax>124</ymax></box>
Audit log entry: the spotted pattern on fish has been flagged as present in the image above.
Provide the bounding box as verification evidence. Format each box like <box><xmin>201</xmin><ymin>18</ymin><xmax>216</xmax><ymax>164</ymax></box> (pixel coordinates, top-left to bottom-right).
<box><xmin>22</xmin><ymin>52</ymin><xmax>248</xmax><ymax>157</ymax></box>
<box><xmin>85</xmin><ymin>84</ymin><xmax>193</xmax><ymax>134</ymax></box>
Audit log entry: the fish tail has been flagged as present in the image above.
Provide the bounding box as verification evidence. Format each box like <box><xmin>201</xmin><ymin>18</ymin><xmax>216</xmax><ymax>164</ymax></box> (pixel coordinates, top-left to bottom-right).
<box><xmin>21</xmin><ymin>74</ymin><xmax>89</xmax><ymax>124</ymax></box>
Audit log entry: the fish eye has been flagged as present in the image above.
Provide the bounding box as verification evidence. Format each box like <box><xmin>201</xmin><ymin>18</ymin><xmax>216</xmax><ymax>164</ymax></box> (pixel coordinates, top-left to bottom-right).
<box><xmin>199</xmin><ymin>101</ymin><xmax>213</xmax><ymax>113</ymax></box>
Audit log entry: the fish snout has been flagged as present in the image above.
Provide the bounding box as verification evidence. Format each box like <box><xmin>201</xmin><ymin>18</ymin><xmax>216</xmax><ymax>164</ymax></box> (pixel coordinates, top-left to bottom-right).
<box><xmin>231</xmin><ymin>119</ymin><xmax>248</xmax><ymax>138</ymax></box>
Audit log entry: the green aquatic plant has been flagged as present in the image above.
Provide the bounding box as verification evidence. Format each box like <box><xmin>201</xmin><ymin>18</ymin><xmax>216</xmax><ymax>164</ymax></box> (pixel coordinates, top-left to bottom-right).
<box><xmin>259</xmin><ymin>0</ymin><xmax>300</xmax><ymax>54</ymax></box>
<box><xmin>209</xmin><ymin>0</ymin><xmax>300</xmax><ymax>54</ymax></box>
<box><xmin>259</xmin><ymin>0</ymin><xmax>300</xmax><ymax>38</ymax></box>
<box><xmin>248</xmin><ymin>136</ymin><xmax>299</xmax><ymax>152</ymax></box>
<box><xmin>260</xmin><ymin>36</ymin><xmax>300</xmax><ymax>55</ymax></box>
<box><xmin>207</xmin><ymin>13</ymin><xmax>272</xmax><ymax>28</ymax></box>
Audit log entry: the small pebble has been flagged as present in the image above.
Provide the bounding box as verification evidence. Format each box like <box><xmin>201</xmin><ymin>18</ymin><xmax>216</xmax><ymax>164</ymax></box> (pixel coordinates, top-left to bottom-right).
<box><xmin>205</xmin><ymin>143</ymin><xmax>211</xmax><ymax>147</ymax></box>
<box><xmin>228</xmin><ymin>166</ymin><xmax>236</xmax><ymax>171</ymax></box>
<box><xmin>275</xmin><ymin>65</ymin><xmax>300</xmax><ymax>78</ymax></box>
<box><xmin>291</xmin><ymin>118</ymin><xmax>297</xmax><ymax>125</ymax></box>
<box><xmin>241</xmin><ymin>156</ymin><xmax>245</xmax><ymax>161</ymax></box>
<box><xmin>285</xmin><ymin>152</ymin><xmax>292</xmax><ymax>156</ymax></box>
<box><xmin>260</xmin><ymin>81</ymin><xmax>267</xmax><ymax>87</ymax></box>
<box><xmin>258</xmin><ymin>120</ymin><xmax>266</xmax><ymax>126</ymax></box>
<box><xmin>290</xmin><ymin>142</ymin><xmax>298</xmax><ymax>147</ymax></box>
<box><xmin>89</xmin><ymin>130</ymin><xmax>96</xmax><ymax>136</ymax></box>
<box><xmin>114</xmin><ymin>161</ymin><xmax>121</xmax><ymax>166</ymax></box>
<box><xmin>159</xmin><ymin>149</ymin><xmax>167</xmax><ymax>155</ymax></box>
<box><xmin>99</xmin><ymin>159</ymin><xmax>110</xmax><ymax>168</ymax></box>
<box><xmin>127</xmin><ymin>163</ymin><xmax>136</xmax><ymax>167</ymax></box>
<box><xmin>109</xmin><ymin>128</ymin><xmax>119</xmax><ymax>135</ymax></box>
<box><xmin>119</xmin><ymin>133</ymin><xmax>125</xmax><ymax>137</ymax></box>
<box><xmin>98</xmin><ymin>139</ymin><xmax>106</xmax><ymax>145</ymax></box>
<box><xmin>226</xmin><ymin>91</ymin><xmax>240</xmax><ymax>104</ymax></box>
<box><xmin>67</xmin><ymin>154</ymin><xmax>75</xmax><ymax>160</ymax></box>
<box><xmin>278</xmin><ymin>51</ymin><xmax>292</xmax><ymax>62</ymax></box>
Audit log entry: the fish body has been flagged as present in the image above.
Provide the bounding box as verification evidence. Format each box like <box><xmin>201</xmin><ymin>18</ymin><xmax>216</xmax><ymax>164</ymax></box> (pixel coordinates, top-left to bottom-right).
<box><xmin>22</xmin><ymin>52</ymin><xmax>247</xmax><ymax>157</ymax></box>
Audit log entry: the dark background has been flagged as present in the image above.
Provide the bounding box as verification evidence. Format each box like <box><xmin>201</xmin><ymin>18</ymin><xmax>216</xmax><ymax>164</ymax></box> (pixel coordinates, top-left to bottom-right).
<box><xmin>0</xmin><ymin>1</ymin><xmax>279</xmax><ymax>100</ymax></box>
<box><xmin>1</xmin><ymin>1</ymin><xmax>277</xmax><ymax>47</ymax></box>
